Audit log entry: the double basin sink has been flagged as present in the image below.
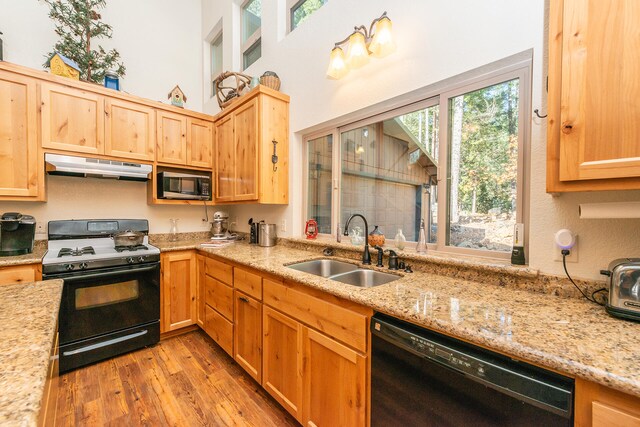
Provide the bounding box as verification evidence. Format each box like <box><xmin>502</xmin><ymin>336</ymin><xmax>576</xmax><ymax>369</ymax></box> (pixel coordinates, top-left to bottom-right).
<box><xmin>287</xmin><ymin>258</ymin><xmax>400</xmax><ymax>288</ymax></box>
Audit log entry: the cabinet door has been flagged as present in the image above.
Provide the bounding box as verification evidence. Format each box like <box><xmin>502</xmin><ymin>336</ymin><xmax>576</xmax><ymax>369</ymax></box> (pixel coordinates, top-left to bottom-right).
<box><xmin>263</xmin><ymin>306</ymin><xmax>303</xmax><ymax>422</ymax></box>
<box><xmin>196</xmin><ymin>254</ymin><xmax>206</xmax><ymax>328</ymax></box>
<box><xmin>161</xmin><ymin>251</ymin><xmax>196</xmax><ymax>332</ymax></box>
<box><xmin>156</xmin><ymin>111</ymin><xmax>187</xmax><ymax>165</ymax></box>
<box><xmin>234</xmin><ymin>291</ymin><xmax>262</xmax><ymax>383</ymax></box>
<box><xmin>41</xmin><ymin>83</ymin><xmax>104</xmax><ymax>155</ymax></box>
<box><xmin>214</xmin><ymin>114</ymin><xmax>235</xmax><ymax>202</ymax></box>
<box><xmin>558</xmin><ymin>0</ymin><xmax>640</xmax><ymax>181</ymax></box>
<box><xmin>303</xmin><ymin>328</ymin><xmax>367</xmax><ymax>427</ymax></box>
<box><xmin>105</xmin><ymin>99</ymin><xmax>155</xmax><ymax>161</ymax></box>
<box><xmin>0</xmin><ymin>72</ymin><xmax>40</xmax><ymax>198</ymax></box>
<box><xmin>205</xmin><ymin>305</ymin><xmax>234</xmax><ymax>356</ymax></box>
<box><xmin>187</xmin><ymin>118</ymin><xmax>213</xmax><ymax>168</ymax></box>
<box><xmin>234</xmin><ymin>98</ymin><xmax>259</xmax><ymax>201</ymax></box>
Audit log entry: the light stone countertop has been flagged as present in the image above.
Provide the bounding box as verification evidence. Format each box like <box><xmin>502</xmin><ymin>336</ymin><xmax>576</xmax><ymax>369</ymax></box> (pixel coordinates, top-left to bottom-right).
<box><xmin>0</xmin><ymin>247</ymin><xmax>46</xmax><ymax>268</ymax></box>
<box><xmin>156</xmin><ymin>238</ymin><xmax>640</xmax><ymax>399</ymax></box>
<box><xmin>0</xmin><ymin>279</ymin><xmax>63</xmax><ymax>427</ymax></box>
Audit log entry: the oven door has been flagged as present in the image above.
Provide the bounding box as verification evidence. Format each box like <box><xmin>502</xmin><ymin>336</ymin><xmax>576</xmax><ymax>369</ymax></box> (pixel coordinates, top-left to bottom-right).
<box><xmin>57</xmin><ymin>262</ymin><xmax>160</xmax><ymax>345</ymax></box>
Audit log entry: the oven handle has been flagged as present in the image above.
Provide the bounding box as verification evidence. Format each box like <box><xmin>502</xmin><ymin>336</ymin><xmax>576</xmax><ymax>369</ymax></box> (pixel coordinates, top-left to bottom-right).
<box><xmin>62</xmin><ymin>329</ymin><xmax>149</xmax><ymax>356</ymax></box>
<box><xmin>58</xmin><ymin>263</ymin><xmax>159</xmax><ymax>281</ymax></box>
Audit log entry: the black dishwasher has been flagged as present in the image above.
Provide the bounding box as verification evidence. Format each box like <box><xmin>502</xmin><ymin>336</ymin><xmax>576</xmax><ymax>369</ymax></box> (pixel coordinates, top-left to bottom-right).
<box><xmin>371</xmin><ymin>313</ymin><xmax>574</xmax><ymax>426</ymax></box>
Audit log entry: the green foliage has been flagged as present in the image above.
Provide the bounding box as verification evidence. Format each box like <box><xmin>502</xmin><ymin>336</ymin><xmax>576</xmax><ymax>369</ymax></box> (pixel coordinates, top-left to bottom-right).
<box><xmin>292</xmin><ymin>0</ymin><xmax>326</xmax><ymax>29</ymax></box>
<box><xmin>43</xmin><ymin>0</ymin><xmax>125</xmax><ymax>83</ymax></box>
<box><xmin>399</xmin><ymin>106</ymin><xmax>439</xmax><ymax>158</ymax></box>
<box><xmin>456</xmin><ymin>79</ymin><xmax>519</xmax><ymax>214</ymax></box>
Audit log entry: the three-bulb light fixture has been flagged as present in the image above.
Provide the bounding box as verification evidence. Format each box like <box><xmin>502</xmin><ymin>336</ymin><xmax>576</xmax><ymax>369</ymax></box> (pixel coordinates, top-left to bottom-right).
<box><xmin>326</xmin><ymin>11</ymin><xmax>396</xmax><ymax>80</ymax></box>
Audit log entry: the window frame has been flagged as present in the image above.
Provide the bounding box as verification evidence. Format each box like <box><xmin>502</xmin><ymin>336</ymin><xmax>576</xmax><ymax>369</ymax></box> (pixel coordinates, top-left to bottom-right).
<box><xmin>287</xmin><ymin>0</ymin><xmax>327</xmax><ymax>32</ymax></box>
<box><xmin>302</xmin><ymin>54</ymin><xmax>531</xmax><ymax>260</ymax></box>
<box><xmin>241</xmin><ymin>0</ymin><xmax>261</xmax><ymax>70</ymax></box>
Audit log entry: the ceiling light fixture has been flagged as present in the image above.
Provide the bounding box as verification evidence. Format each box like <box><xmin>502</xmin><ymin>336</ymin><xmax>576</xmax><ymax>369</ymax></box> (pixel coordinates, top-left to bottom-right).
<box><xmin>326</xmin><ymin>11</ymin><xmax>396</xmax><ymax>80</ymax></box>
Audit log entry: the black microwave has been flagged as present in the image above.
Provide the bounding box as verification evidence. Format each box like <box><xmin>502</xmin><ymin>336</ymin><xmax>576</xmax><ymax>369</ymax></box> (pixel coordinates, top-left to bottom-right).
<box><xmin>157</xmin><ymin>172</ymin><xmax>211</xmax><ymax>200</ymax></box>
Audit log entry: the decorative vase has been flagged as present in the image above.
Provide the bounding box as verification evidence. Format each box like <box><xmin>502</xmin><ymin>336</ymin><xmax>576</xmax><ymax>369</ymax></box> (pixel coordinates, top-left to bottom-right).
<box><xmin>395</xmin><ymin>229</ymin><xmax>406</xmax><ymax>250</ymax></box>
<box><xmin>169</xmin><ymin>218</ymin><xmax>179</xmax><ymax>242</ymax></box>
<box><xmin>368</xmin><ymin>226</ymin><xmax>385</xmax><ymax>246</ymax></box>
<box><xmin>349</xmin><ymin>226</ymin><xmax>364</xmax><ymax>246</ymax></box>
<box><xmin>260</xmin><ymin>71</ymin><xmax>281</xmax><ymax>91</ymax></box>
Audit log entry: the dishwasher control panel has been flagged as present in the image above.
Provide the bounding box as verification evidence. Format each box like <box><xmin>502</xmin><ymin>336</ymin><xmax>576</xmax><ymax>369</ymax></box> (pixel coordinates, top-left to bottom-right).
<box><xmin>408</xmin><ymin>333</ymin><xmax>484</xmax><ymax>377</ymax></box>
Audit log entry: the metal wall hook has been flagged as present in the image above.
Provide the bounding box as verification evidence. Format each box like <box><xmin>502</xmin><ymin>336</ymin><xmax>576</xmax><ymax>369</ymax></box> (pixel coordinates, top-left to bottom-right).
<box><xmin>271</xmin><ymin>139</ymin><xmax>279</xmax><ymax>172</ymax></box>
<box><xmin>534</xmin><ymin>109</ymin><xmax>548</xmax><ymax>119</ymax></box>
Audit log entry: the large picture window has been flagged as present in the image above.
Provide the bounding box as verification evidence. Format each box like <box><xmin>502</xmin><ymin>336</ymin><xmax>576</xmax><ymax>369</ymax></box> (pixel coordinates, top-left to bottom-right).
<box><xmin>304</xmin><ymin>57</ymin><xmax>530</xmax><ymax>258</ymax></box>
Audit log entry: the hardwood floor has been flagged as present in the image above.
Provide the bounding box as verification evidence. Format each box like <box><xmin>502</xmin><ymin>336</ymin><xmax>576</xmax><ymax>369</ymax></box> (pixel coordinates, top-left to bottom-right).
<box><xmin>55</xmin><ymin>330</ymin><xmax>299</xmax><ymax>426</ymax></box>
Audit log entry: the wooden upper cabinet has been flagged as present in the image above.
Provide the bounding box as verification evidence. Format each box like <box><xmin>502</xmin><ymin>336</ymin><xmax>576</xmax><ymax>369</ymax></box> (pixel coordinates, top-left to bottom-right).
<box><xmin>156</xmin><ymin>110</ymin><xmax>187</xmax><ymax>165</ymax></box>
<box><xmin>548</xmin><ymin>0</ymin><xmax>640</xmax><ymax>191</ymax></box>
<box><xmin>41</xmin><ymin>82</ymin><xmax>104</xmax><ymax>155</ymax></box>
<box><xmin>213</xmin><ymin>86</ymin><xmax>289</xmax><ymax>204</ymax></box>
<box><xmin>234</xmin><ymin>98</ymin><xmax>259</xmax><ymax>201</ymax></box>
<box><xmin>187</xmin><ymin>118</ymin><xmax>213</xmax><ymax>168</ymax></box>
<box><xmin>105</xmin><ymin>99</ymin><xmax>155</xmax><ymax>161</ymax></box>
<box><xmin>0</xmin><ymin>71</ymin><xmax>41</xmax><ymax>200</ymax></box>
<box><xmin>214</xmin><ymin>114</ymin><xmax>235</xmax><ymax>202</ymax></box>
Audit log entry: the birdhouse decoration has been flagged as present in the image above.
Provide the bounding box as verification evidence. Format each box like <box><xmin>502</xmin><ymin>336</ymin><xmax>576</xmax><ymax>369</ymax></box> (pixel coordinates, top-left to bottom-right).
<box><xmin>168</xmin><ymin>85</ymin><xmax>187</xmax><ymax>108</ymax></box>
<box><xmin>47</xmin><ymin>52</ymin><xmax>81</xmax><ymax>80</ymax></box>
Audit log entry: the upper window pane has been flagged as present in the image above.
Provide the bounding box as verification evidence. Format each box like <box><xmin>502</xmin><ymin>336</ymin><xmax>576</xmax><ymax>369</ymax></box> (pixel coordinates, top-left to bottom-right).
<box><xmin>211</xmin><ymin>34</ymin><xmax>223</xmax><ymax>79</ymax></box>
<box><xmin>292</xmin><ymin>0</ymin><xmax>326</xmax><ymax>30</ymax></box>
<box><xmin>341</xmin><ymin>105</ymin><xmax>439</xmax><ymax>244</ymax></box>
<box><xmin>242</xmin><ymin>0</ymin><xmax>262</xmax><ymax>43</ymax></box>
<box><xmin>307</xmin><ymin>134</ymin><xmax>333</xmax><ymax>234</ymax></box>
<box><xmin>243</xmin><ymin>39</ymin><xmax>262</xmax><ymax>70</ymax></box>
<box><xmin>447</xmin><ymin>78</ymin><xmax>519</xmax><ymax>252</ymax></box>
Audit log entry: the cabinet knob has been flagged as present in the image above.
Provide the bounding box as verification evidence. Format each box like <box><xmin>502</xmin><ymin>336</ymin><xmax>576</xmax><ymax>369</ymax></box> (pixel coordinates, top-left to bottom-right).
<box><xmin>239</xmin><ymin>296</ymin><xmax>249</xmax><ymax>303</ymax></box>
<box><xmin>562</xmin><ymin>123</ymin><xmax>573</xmax><ymax>134</ymax></box>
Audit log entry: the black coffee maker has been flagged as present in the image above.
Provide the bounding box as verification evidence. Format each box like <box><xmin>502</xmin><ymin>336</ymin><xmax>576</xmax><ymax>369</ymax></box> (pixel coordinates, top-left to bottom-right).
<box><xmin>0</xmin><ymin>212</ymin><xmax>36</xmax><ymax>256</ymax></box>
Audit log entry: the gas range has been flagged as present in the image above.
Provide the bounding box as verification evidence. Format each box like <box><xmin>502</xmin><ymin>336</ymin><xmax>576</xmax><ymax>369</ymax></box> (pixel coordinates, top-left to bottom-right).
<box><xmin>42</xmin><ymin>219</ymin><xmax>160</xmax><ymax>275</ymax></box>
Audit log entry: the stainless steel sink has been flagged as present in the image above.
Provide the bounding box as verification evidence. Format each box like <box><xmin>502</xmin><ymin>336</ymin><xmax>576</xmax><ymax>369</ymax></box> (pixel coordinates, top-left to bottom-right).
<box><xmin>329</xmin><ymin>269</ymin><xmax>400</xmax><ymax>288</ymax></box>
<box><xmin>287</xmin><ymin>258</ymin><xmax>400</xmax><ymax>288</ymax></box>
<box><xmin>287</xmin><ymin>259</ymin><xmax>359</xmax><ymax>277</ymax></box>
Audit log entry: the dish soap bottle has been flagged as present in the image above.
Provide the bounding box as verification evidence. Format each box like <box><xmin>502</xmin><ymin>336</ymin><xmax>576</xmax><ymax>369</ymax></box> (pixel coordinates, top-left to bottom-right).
<box><xmin>416</xmin><ymin>219</ymin><xmax>427</xmax><ymax>253</ymax></box>
<box><xmin>395</xmin><ymin>229</ymin><xmax>406</xmax><ymax>250</ymax></box>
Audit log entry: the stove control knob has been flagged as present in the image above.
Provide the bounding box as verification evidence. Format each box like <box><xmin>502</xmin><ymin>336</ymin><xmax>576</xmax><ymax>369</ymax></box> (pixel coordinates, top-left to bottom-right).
<box><xmin>79</xmin><ymin>262</ymin><xmax>88</xmax><ymax>270</ymax></box>
<box><xmin>138</xmin><ymin>256</ymin><xmax>146</xmax><ymax>262</ymax></box>
<box><xmin>65</xmin><ymin>264</ymin><xmax>74</xmax><ymax>271</ymax></box>
<box><xmin>127</xmin><ymin>257</ymin><xmax>135</xmax><ymax>264</ymax></box>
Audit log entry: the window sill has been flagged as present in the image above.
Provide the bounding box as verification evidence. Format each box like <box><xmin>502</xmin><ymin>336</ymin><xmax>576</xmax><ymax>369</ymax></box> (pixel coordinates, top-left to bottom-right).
<box><xmin>285</xmin><ymin>235</ymin><xmax>539</xmax><ymax>280</ymax></box>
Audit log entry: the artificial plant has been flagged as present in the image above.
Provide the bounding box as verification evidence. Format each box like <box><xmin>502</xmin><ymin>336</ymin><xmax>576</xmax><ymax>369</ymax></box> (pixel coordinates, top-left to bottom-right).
<box><xmin>43</xmin><ymin>0</ymin><xmax>125</xmax><ymax>83</ymax></box>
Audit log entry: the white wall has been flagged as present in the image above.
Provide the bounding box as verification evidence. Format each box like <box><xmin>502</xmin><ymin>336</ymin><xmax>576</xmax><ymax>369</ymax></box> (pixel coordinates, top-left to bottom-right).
<box><xmin>201</xmin><ymin>0</ymin><xmax>640</xmax><ymax>280</ymax></box>
<box><xmin>0</xmin><ymin>0</ymin><xmax>212</xmax><ymax>235</ymax></box>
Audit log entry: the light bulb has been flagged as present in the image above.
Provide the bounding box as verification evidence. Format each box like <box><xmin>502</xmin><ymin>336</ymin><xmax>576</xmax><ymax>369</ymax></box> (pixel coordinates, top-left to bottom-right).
<box><xmin>345</xmin><ymin>31</ymin><xmax>369</xmax><ymax>69</ymax></box>
<box><xmin>326</xmin><ymin>46</ymin><xmax>349</xmax><ymax>79</ymax></box>
<box><xmin>369</xmin><ymin>16</ymin><xmax>396</xmax><ymax>58</ymax></box>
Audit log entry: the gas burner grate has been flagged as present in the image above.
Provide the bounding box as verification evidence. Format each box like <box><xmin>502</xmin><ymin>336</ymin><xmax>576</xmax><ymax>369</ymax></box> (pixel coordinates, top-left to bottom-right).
<box><xmin>58</xmin><ymin>246</ymin><xmax>96</xmax><ymax>257</ymax></box>
<box><xmin>115</xmin><ymin>244</ymin><xmax>149</xmax><ymax>252</ymax></box>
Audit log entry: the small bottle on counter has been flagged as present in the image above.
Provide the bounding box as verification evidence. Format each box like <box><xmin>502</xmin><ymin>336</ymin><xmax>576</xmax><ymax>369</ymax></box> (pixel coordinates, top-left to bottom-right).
<box><xmin>395</xmin><ymin>228</ymin><xmax>406</xmax><ymax>250</ymax></box>
<box><xmin>336</xmin><ymin>222</ymin><xmax>342</xmax><ymax>243</ymax></box>
<box><xmin>416</xmin><ymin>219</ymin><xmax>427</xmax><ymax>253</ymax></box>
<box><xmin>169</xmin><ymin>218</ymin><xmax>179</xmax><ymax>242</ymax></box>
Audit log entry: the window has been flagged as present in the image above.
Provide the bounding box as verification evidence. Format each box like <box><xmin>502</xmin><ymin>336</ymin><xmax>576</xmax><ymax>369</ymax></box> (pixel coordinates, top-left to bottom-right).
<box><xmin>289</xmin><ymin>0</ymin><xmax>327</xmax><ymax>31</ymax></box>
<box><xmin>241</xmin><ymin>0</ymin><xmax>261</xmax><ymax>70</ymax></box>
<box><xmin>210</xmin><ymin>33</ymin><xmax>223</xmax><ymax>97</ymax></box>
<box><xmin>304</xmin><ymin>57</ymin><xmax>530</xmax><ymax>258</ymax></box>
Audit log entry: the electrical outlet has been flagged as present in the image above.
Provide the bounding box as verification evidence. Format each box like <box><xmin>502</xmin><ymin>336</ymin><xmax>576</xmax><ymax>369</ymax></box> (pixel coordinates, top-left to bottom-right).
<box><xmin>36</xmin><ymin>223</ymin><xmax>47</xmax><ymax>235</ymax></box>
<box><xmin>554</xmin><ymin>236</ymin><xmax>579</xmax><ymax>263</ymax></box>
<box><xmin>280</xmin><ymin>219</ymin><xmax>287</xmax><ymax>233</ymax></box>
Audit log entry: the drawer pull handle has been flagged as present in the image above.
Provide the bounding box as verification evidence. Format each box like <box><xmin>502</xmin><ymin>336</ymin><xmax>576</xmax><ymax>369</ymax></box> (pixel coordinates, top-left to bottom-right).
<box><xmin>239</xmin><ymin>296</ymin><xmax>249</xmax><ymax>303</ymax></box>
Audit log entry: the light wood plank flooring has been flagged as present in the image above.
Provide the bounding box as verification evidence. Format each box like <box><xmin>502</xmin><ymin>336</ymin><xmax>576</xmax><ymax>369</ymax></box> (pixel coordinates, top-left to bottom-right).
<box><xmin>56</xmin><ymin>330</ymin><xmax>299</xmax><ymax>426</ymax></box>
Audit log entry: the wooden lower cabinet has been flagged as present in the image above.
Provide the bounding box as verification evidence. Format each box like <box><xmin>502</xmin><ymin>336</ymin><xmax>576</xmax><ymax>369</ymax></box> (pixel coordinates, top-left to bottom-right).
<box><xmin>196</xmin><ymin>254</ymin><xmax>206</xmax><ymax>328</ymax></box>
<box><xmin>234</xmin><ymin>290</ymin><xmax>262</xmax><ymax>382</ymax></box>
<box><xmin>0</xmin><ymin>263</ymin><xmax>41</xmax><ymax>286</ymax></box>
<box><xmin>303</xmin><ymin>328</ymin><xmax>367</xmax><ymax>427</ymax></box>
<box><xmin>161</xmin><ymin>251</ymin><xmax>196</xmax><ymax>333</ymax></box>
<box><xmin>205</xmin><ymin>305</ymin><xmax>233</xmax><ymax>356</ymax></box>
<box><xmin>263</xmin><ymin>306</ymin><xmax>304</xmax><ymax>421</ymax></box>
<box><xmin>575</xmin><ymin>377</ymin><xmax>640</xmax><ymax>427</ymax></box>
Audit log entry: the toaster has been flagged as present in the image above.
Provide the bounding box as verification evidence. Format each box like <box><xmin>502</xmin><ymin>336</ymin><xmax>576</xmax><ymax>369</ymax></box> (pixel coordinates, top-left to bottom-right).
<box><xmin>602</xmin><ymin>258</ymin><xmax>640</xmax><ymax>321</ymax></box>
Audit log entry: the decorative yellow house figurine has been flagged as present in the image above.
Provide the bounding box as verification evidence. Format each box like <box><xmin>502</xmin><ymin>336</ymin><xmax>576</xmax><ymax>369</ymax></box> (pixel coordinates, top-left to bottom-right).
<box><xmin>47</xmin><ymin>52</ymin><xmax>81</xmax><ymax>80</ymax></box>
<box><xmin>168</xmin><ymin>85</ymin><xmax>187</xmax><ymax>108</ymax></box>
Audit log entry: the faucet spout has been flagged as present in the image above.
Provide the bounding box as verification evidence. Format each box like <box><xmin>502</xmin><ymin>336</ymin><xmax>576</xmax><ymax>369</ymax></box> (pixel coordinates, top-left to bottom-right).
<box><xmin>344</xmin><ymin>214</ymin><xmax>371</xmax><ymax>265</ymax></box>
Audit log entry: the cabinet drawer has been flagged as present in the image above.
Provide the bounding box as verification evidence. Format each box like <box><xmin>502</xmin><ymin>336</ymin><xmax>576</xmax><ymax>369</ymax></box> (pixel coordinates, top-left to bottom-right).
<box><xmin>205</xmin><ymin>257</ymin><xmax>233</xmax><ymax>285</ymax></box>
<box><xmin>205</xmin><ymin>276</ymin><xmax>233</xmax><ymax>321</ymax></box>
<box><xmin>264</xmin><ymin>280</ymin><xmax>368</xmax><ymax>353</ymax></box>
<box><xmin>592</xmin><ymin>401</ymin><xmax>640</xmax><ymax>427</ymax></box>
<box><xmin>205</xmin><ymin>305</ymin><xmax>233</xmax><ymax>356</ymax></box>
<box><xmin>234</xmin><ymin>267</ymin><xmax>262</xmax><ymax>300</ymax></box>
<box><xmin>0</xmin><ymin>264</ymin><xmax>40</xmax><ymax>286</ymax></box>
